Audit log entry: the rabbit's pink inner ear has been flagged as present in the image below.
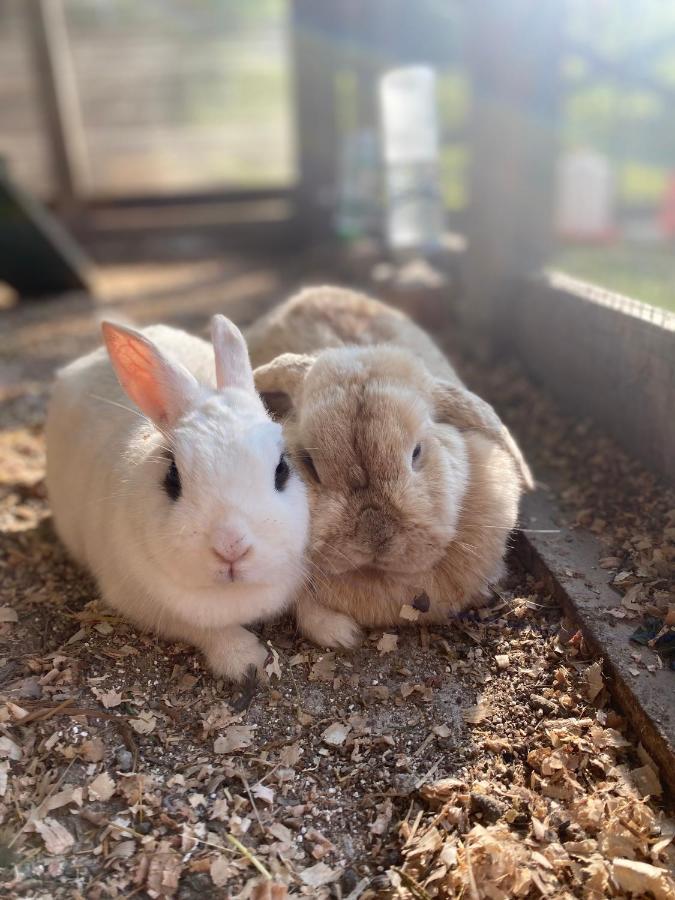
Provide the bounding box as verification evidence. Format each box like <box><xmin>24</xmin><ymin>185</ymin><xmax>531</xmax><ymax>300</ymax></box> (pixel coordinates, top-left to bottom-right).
<box><xmin>103</xmin><ymin>324</ymin><xmax>193</xmax><ymax>428</ymax></box>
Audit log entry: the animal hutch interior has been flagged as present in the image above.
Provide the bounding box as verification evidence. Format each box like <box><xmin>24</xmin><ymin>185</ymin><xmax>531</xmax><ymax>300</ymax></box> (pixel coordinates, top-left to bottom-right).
<box><xmin>0</xmin><ymin>1</ymin><xmax>674</xmax><ymax>897</ymax></box>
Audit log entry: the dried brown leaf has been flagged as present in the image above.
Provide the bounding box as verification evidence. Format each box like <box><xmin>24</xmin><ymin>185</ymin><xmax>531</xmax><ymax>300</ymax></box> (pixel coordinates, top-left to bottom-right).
<box><xmin>279</xmin><ymin>742</ymin><xmax>301</xmax><ymax>767</ymax></box>
<box><xmin>300</xmin><ymin>861</ymin><xmax>340</xmax><ymax>887</ymax></box>
<box><xmin>40</xmin><ymin>786</ymin><xmax>84</xmax><ymax>817</ymax></box>
<box><xmin>0</xmin><ymin>736</ymin><xmax>21</xmax><ymax>760</ymax></box>
<box><xmin>251</xmin><ymin>882</ymin><xmax>289</xmax><ymax>900</ymax></box>
<box><xmin>6</xmin><ymin>702</ymin><xmax>28</xmax><ymax>720</ymax></box>
<box><xmin>463</xmin><ymin>702</ymin><xmax>492</xmax><ymax>725</ymax></box>
<box><xmin>210</xmin><ymin>854</ymin><xmax>233</xmax><ymax>887</ymax></box>
<box><xmin>321</xmin><ymin>722</ymin><xmax>351</xmax><ymax>747</ymax></box>
<box><xmin>130</xmin><ymin>711</ymin><xmax>157</xmax><ymax>734</ymax></box>
<box><xmin>584</xmin><ymin>661</ymin><xmax>604</xmax><ymax>701</ymax></box>
<box><xmin>34</xmin><ymin>817</ymin><xmax>74</xmax><ymax>855</ymax></box>
<box><xmin>81</xmin><ymin>738</ymin><xmax>105</xmax><ymax>763</ymax></box>
<box><xmin>612</xmin><ymin>858</ymin><xmax>675</xmax><ymax>900</ymax></box>
<box><xmin>377</xmin><ymin>633</ymin><xmax>399</xmax><ymax>655</ymax></box>
<box><xmin>214</xmin><ymin>724</ymin><xmax>255</xmax><ymax>754</ymax></box>
<box><xmin>630</xmin><ymin>764</ymin><xmax>663</xmax><ymax>798</ymax></box>
<box><xmin>309</xmin><ymin>654</ymin><xmax>336</xmax><ymax>682</ymax></box>
<box><xmin>400</xmin><ymin>604</ymin><xmax>420</xmax><ymax>622</ymax></box>
<box><xmin>252</xmin><ymin>782</ymin><xmax>274</xmax><ymax>805</ymax></box>
<box><xmin>371</xmin><ymin>799</ymin><xmax>393</xmax><ymax>836</ymax></box>
<box><xmin>265</xmin><ymin>644</ymin><xmax>282</xmax><ymax>680</ymax></box>
<box><xmin>268</xmin><ymin>822</ymin><xmax>293</xmax><ymax>844</ymax></box>
<box><xmin>145</xmin><ymin>840</ymin><xmax>182</xmax><ymax>898</ymax></box>
<box><xmin>92</xmin><ymin>687</ymin><xmax>123</xmax><ymax>709</ymax></box>
<box><xmin>88</xmin><ymin>772</ymin><xmax>116</xmax><ymax>802</ymax></box>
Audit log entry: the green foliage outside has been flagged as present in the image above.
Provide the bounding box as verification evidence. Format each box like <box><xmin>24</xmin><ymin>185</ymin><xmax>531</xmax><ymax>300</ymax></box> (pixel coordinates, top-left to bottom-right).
<box><xmin>557</xmin><ymin>244</ymin><xmax>675</xmax><ymax>314</ymax></box>
<box><xmin>553</xmin><ymin>2</ymin><xmax>675</xmax><ymax>310</ymax></box>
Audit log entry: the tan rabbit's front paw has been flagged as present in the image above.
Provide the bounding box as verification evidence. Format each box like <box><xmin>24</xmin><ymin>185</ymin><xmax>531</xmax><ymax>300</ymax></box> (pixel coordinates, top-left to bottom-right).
<box><xmin>205</xmin><ymin>625</ymin><xmax>268</xmax><ymax>682</ymax></box>
<box><xmin>297</xmin><ymin>599</ymin><xmax>362</xmax><ymax>650</ymax></box>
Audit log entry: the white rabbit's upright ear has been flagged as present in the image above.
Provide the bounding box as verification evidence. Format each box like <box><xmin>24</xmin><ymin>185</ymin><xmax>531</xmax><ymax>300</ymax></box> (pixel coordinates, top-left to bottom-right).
<box><xmin>102</xmin><ymin>322</ymin><xmax>199</xmax><ymax>428</ymax></box>
<box><xmin>253</xmin><ymin>353</ymin><xmax>314</xmax><ymax>419</ymax></box>
<box><xmin>211</xmin><ymin>315</ymin><xmax>255</xmax><ymax>393</ymax></box>
<box><xmin>433</xmin><ymin>380</ymin><xmax>534</xmax><ymax>489</ymax></box>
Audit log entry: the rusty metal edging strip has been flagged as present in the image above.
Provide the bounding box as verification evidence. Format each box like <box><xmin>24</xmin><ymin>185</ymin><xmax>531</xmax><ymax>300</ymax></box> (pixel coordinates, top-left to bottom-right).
<box><xmin>514</xmin><ymin>491</ymin><xmax>675</xmax><ymax>798</ymax></box>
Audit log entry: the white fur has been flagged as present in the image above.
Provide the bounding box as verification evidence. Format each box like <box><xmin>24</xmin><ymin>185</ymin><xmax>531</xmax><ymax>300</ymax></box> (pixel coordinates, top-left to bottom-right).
<box><xmin>46</xmin><ymin>321</ymin><xmax>309</xmax><ymax>681</ymax></box>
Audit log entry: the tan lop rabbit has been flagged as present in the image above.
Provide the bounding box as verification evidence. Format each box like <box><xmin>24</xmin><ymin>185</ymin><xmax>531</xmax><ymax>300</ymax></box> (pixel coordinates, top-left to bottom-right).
<box><xmin>247</xmin><ymin>286</ymin><xmax>533</xmax><ymax>649</ymax></box>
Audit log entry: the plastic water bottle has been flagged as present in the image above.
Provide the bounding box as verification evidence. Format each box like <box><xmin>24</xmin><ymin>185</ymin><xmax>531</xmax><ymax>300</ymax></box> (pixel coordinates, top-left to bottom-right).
<box><xmin>335</xmin><ymin>129</ymin><xmax>380</xmax><ymax>240</ymax></box>
<box><xmin>555</xmin><ymin>149</ymin><xmax>615</xmax><ymax>241</ymax></box>
<box><xmin>379</xmin><ymin>66</ymin><xmax>445</xmax><ymax>253</ymax></box>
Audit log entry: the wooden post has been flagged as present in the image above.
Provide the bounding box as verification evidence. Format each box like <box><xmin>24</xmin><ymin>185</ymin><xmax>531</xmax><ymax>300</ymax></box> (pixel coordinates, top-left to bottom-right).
<box><xmin>290</xmin><ymin>0</ymin><xmax>340</xmax><ymax>240</ymax></box>
<box><xmin>23</xmin><ymin>0</ymin><xmax>90</xmax><ymax>211</ymax></box>
<box><xmin>352</xmin><ymin>0</ymin><xmax>381</xmax><ymax>135</ymax></box>
<box><xmin>462</xmin><ymin>1</ymin><xmax>563</xmax><ymax>346</ymax></box>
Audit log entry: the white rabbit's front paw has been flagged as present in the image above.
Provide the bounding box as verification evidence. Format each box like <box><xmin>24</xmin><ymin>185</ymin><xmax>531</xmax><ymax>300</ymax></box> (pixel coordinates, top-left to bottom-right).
<box><xmin>297</xmin><ymin>601</ymin><xmax>362</xmax><ymax>650</ymax></box>
<box><xmin>205</xmin><ymin>626</ymin><xmax>269</xmax><ymax>682</ymax></box>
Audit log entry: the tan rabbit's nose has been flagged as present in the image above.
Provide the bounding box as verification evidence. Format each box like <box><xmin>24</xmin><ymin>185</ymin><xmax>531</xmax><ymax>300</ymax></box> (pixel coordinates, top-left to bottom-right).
<box><xmin>211</xmin><ymin>528</ymin><xmax>252</xmax><ymax>565</ymax></box>
<box><xmin>357</xmin><ymin>505</ymin><xmax>395</xmax><ymax>552</ymax></box>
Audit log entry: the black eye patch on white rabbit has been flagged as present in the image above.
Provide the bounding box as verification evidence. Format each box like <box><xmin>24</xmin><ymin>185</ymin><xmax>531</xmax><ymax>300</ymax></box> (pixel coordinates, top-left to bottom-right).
<box><xmin>46</xmin><ymin>316</ymin><xmax>309</xmax><ymax>682</ymax></box>
<box><xmin>163</xmin><ymin>451</ymin><xmax>182</xmax><ymax>501</ymax></box>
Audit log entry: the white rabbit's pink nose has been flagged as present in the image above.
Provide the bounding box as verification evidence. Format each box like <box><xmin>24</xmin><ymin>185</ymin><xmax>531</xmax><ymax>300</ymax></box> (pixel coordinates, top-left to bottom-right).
<box><xmin>211</xmin><ymin>529</ymin><xmax>252</xmax><ymax>565</ymax></box>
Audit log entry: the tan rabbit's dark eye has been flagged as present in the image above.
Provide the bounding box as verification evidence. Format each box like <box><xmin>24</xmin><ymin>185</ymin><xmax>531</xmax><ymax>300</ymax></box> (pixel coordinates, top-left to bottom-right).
<box><xmin>275</xmin><ymin>452</ymin><xmax>290</xmax><ymax>492</ymax></box>
<box><xmin>299</xmin><ymin>450</ymin><xmax>321</xmax><ymax>484</ymax></box>
<box><xmin>163</xmin><ymin>452</ymin><xmax>181</xmax><ymax>501</ymax></box>
<box><xmin>412</xmin><ymin>442</ymin><xmax>422</xmax><ymax>465</ymax></box>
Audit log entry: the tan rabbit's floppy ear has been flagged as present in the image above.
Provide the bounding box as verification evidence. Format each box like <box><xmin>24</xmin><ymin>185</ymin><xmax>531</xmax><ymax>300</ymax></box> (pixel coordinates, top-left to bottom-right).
<box><xmin>211</xmin><ymin>314</ymin><xmax>254</xmax><ymax>393</ymax></box>
<box><xmin>102</xmin><ymin>322</ymin><xmax>199</xmax><ymax>429</ymax></box>
<box><xmin>433</xmin><ymin>379</ymin><xmax>534</xmax><ymax>489</ymax></box>
<box><xmin>253</xmin><ymin>353</ymin><xmax>314</xmax><ymax>419</ymax></box>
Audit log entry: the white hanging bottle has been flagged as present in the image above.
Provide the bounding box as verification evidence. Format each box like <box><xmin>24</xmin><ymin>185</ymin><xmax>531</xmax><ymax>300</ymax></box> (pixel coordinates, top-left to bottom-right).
<box><xmin>335</xmin><ymin>129</ymin><xmax>380</xmax><ymax>240</ymax></box>
<box><xmin>555</xmin><ymin>148</ymin><xmax>615</xmax><ymax>241</ymax></box>
<box><xmin>379</xmin><ymin>66</ymin><xmax>445</xmax><ymax>253</ymax></box>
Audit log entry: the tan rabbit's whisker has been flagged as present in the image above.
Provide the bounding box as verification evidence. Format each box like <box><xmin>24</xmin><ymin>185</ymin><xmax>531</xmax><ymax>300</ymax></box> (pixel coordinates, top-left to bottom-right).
<box><xmin>288</xmin><ymin>556</ymin><xmax>331</xmax><ymax>593</ymax></box>
<box><xmin>315</xmin><ymin>541</ymin><xmax>354</xmax><ymax>567</ymax></box>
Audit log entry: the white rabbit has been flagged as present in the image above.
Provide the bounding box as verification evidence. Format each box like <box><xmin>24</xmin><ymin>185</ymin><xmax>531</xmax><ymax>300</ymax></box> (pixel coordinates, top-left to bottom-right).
<box><xmin>46</xmin><ymin>316</ymin><xmax>309</xmax><ymax>681</ymax></box>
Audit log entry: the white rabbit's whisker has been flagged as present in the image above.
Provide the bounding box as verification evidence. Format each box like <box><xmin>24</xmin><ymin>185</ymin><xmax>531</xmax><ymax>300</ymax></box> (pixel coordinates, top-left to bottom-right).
<box><xmin>88</xmin><ymin>393</ymin><xmax>146</xmax><ymax>420</ymax></box>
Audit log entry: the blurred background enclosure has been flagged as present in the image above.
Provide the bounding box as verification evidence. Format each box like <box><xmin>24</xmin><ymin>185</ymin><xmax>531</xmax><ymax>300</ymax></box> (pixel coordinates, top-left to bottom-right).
<box><xmin>0</xmin><ymin>0</ymin><xmax>295</xmax><ymax>196</ymax></box>
<box><xmin>0</xmin><ymin>0</ymin><xmax>675</xmax><ymax>316</ymax></box>
<box><xmin>3</xmin><ymin>1</ymin><xmax>675</xmax><ymax>310</ymax></box>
